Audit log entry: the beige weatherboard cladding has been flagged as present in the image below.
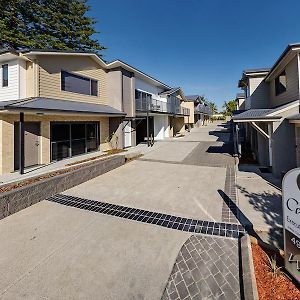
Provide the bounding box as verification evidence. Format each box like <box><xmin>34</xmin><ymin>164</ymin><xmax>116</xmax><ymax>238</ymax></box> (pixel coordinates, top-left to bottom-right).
<box><xmin>0</xmin><ymin>113</ymin><xmax>110</xmax><ymax>175</ymax></box>
<box><xmin>37</xmin><ymin>55</ymin><xmax>108</xmax><ymax>105</ymax></box>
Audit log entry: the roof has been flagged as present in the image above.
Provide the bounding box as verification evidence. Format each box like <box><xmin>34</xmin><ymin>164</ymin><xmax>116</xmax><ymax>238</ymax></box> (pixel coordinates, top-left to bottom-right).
<box><xmin>160</xmin><ymin>87</ymin><xmax>181</xmax><ymax>96</ymax></box>
<box><xmin>232</xmin><ymin>100</ymin><xmax>299</xmax><ymax>121</ymax></box>
<box><xmin>185</xmin><ymin>95</ymin><xmax>199</xmax><ymax>101</ymax></box>
<box><xmin>243</xmin><ymin>68</ymin><xmax>270</xmax><ymax>74</ymax></box>
<box><xmin>232</xmin><ymin>109</ymin><xmax>276</xmax><ymax>120</ymax></box>
<box><xmin>0</xmin><ymin>98</ymin><xmax>126</xmax><ymax>116</ymax></box>
<box><xmin>4</xmin><ymin>49</ymin><xmax>172</xmax><ymax>90</ymax></box>
<box><xmin>236</xmin><ymin>93</ymin><xmax>245</xmax><ymax>99</ymax></box>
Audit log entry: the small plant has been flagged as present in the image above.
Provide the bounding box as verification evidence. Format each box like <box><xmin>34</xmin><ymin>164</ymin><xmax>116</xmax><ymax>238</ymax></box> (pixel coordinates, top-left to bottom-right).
<box><xmin>265</xmin><ymin>253</ymin><xmax>283</xmax><ymax>277</ymax></box>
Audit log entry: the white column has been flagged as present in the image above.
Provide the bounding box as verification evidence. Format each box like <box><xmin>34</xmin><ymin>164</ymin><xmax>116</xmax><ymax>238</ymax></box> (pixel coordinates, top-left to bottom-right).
<box><xmin>267</xmin><ymin>123</ymin><xmax>273</xmax><ymax>166</ymax></box>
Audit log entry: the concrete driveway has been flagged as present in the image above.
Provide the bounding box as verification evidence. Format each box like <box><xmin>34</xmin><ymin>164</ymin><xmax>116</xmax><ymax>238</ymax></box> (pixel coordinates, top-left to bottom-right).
<box><xmin>0</xmin><ymin>122</ymin><xmax>239</xmax><ymax>299</ymax></box>
<box><xmin>64</xmin><ymin>123</ymin><xmax>232</xmax><ymax>222</ymax></box>
<box><xmin>0</xmin><ymin>201</ymin><xmax>188</xmax><ymax>300</ymax></box>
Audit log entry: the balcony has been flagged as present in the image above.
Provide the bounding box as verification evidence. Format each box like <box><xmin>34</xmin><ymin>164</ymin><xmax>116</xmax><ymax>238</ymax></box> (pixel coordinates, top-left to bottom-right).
<box><xmin>195</xmin><ymin>103</ymin><xmax>212</xmax><ymax>116</ymax></box>
<box><xmin>136</xmin><ymin>97</ymin><xmax>190</xmax><ymax>116</ymax></box>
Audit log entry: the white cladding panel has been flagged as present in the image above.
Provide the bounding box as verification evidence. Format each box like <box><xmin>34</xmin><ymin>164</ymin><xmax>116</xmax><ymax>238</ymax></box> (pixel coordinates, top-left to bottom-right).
<box><xmin>135</xmin><ymin>78</ymin><xmax>166</xmax><ymax>101</ymax></box>
<box><xmin>154</xmin><ymin>115</ymin><xmax>168</xmax><ymax>140</ymax></box>
<box><xmin>19</xmin><ymin>59</ymin><xmax>27</xmax><ymax>99</ymax></box>
<box><xmin>0</xmin><ymin>59</ymin><xmax>20</xmax><ymax>101</ymax></box>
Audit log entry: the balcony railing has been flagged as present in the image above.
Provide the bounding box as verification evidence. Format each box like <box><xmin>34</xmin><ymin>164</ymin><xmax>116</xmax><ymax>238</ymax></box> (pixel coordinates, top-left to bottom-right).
<box><xmin>195</xmin><ymin>103</ymin><xmax>212</xmax><ymax>116</ymax></box>
<box><xmin>136</xmin><ymin>97</ymin><xmax>190</xmax><ymax>116</ymax></box>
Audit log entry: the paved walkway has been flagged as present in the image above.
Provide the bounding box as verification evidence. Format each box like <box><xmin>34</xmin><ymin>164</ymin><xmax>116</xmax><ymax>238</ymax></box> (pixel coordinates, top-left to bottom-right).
<box><xmin>0</xmin><ymin>122</ymin><xmax>246</xmax><ymax>299</ymax></box>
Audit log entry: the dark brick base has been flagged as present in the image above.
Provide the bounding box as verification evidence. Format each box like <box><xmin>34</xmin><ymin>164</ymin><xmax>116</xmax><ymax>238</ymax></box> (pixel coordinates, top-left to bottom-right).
<box><xmin>0</xmin><ymin>155</ymin><xmax>125</xmax><ymax>220</ymax></box>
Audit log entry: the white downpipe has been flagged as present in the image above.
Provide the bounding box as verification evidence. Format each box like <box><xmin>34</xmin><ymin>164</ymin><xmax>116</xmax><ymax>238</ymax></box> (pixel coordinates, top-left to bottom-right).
<box><xmin>267</xmin><ymin>123</ymin><xmax>273</xmax><ymax>166</ymax></box>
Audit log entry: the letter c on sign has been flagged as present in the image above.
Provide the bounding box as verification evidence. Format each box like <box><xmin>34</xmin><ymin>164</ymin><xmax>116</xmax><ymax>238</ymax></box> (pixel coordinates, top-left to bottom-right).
<box><xmin>287</xmin><ymin>198</ymin><xmax>300</xmax><ymax>214</ymax></box>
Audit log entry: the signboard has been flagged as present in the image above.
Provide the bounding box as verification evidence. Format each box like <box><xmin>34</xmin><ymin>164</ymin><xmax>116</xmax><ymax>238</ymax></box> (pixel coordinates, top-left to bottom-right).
<box><xmin>282</xmin><ymin>168</ymin><xmax>300</xmax><ymax>283</ymax></box>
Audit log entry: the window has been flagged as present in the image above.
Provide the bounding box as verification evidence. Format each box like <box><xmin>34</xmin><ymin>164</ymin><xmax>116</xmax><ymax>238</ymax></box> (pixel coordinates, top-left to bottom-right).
<box><xmin>61</xmin><ymin>71</ymin><xmax>98</xmax><ymax>96</ymax></box>
<box><xmin>2</xmin><ymin>64</ymin><xmax>8</xmax><ymax>87</ymax></box>
<box><xmin>275</xmin><ymin>70</ymin><xmax>287</xmax><ymax>96</ymax></box>
<box><xmin>51</xmin><ymin>122</ymin><xmax>99</xmax><ymax>161</ymax></box>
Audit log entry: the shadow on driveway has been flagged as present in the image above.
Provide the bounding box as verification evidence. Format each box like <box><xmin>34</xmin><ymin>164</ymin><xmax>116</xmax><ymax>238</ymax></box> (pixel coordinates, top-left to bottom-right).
<box><xmin>218</xmin><ymin>188</ymin><xmax>283</xmax><ymax>249</ymax></box>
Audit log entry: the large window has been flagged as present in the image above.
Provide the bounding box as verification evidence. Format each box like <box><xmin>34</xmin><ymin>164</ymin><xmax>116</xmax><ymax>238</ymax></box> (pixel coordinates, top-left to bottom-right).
<box><xmin>61</xmin><ymin>71</ymin><xmax>98</xmax><ymax>96</ymax></box>
<box><xmin>2</xmin><ymin>64</ymin><xmax>8</xmax><ymax>87</ymax></box>
<box><xmin>51</xmin><ymin>122</ymin><xmax>99</xmax><ymax>161</ymax></box>
<box><xmin>275</xmin><ymin>70</ymin><xmax>287</xmax><ymax>96</ymax></box>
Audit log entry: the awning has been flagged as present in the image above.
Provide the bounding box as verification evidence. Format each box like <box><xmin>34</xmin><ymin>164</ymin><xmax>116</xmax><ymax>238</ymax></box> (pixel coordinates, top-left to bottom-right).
<box><xmin>232</xmin><ymin>100</ymin><xmax>299</xmax><ymax>122</ymax></box>
<box><xmin>0</xmin><ymin>97</ymin><xmax>126</xmax><ymax>116</ymax></box>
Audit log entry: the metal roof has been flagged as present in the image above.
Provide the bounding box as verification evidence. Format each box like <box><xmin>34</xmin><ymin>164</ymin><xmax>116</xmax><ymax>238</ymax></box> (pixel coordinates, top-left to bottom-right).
<box><xmin>232</xmin><ymin>99</ymin><xmax>299</xmax><ymax>121</ymax></box>
<box><xmin>185</xmin><ymin>95</ymin><xmax>199</xmax><ymax>101</ymax></box>
<box><xmin>159</xmin><ymin>87</ymin><xmax>181</xmax><ymax>96</ymax></box>
<box><xmin>0</xmin><ymin>97</ymin><xmax>126</xmax><ymax>116</ymax></box>
<box><xmin>243</xmin><ymin>68</ymin><xmax>270</xmax><ymax>74</ymax></box>
<box><xmin>236</xmin><ymin>93</ymin><xmax>245</xmax><ymax>99</ymax></box>
<box><xmin>232</xmin><ymin>109</ymin><xmax>277</xmax><ymax>120</ymax></box>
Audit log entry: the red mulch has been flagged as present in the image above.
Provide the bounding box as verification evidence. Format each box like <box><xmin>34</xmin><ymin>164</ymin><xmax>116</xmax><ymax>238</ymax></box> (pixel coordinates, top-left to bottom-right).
<box><xmin>251</xmin><ymin>243</ymin><xmax>300</xmax><ymax>300</ymax></box>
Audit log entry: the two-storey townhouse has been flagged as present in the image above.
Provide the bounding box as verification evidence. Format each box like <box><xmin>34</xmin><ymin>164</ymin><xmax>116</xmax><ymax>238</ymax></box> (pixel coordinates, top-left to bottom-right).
<box><xmin>233</xmin><ymin>43</ymin><xmax>300</xmax><ymax>178</ymax></box>
<box><xmin>235</xmin><ymin>93</ymin><xmax>246</xmax><ymax>110</ymax></box>
<box><xmin>186</xmin><ymin>95</ymin><xmax>212</xmax><ymax>127</ymax></box>
<box><xmin>0</xmin><ymin>49</ymin><xmax>193</xmax><ymax>175</ymax></box>
<box><xmin>0</xmin><ymin>49</ymin><xmax>126</xmax><ymax>175</ymax></box>
<box><xmin>106</xmin><ymin>61</ymin><xmax>191</xmax><ymax>146</ymax></box>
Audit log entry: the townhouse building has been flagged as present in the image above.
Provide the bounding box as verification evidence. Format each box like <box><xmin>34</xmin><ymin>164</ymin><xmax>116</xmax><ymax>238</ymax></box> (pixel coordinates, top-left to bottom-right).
<box><xmin>233</xmin><ymin>43</ymin><xmax>300</xmax><ymax>178</ymax></box>
<box><xmin>0</xmin><ymin>49</ymin><xmax>191</xmax><ymax>175</ymax></box>
<box><xmin>235</xmin><ymin>93</ymin><xmax>245</xmax><ymax>110</ymax></box>
<box><xmin>186</xmin><ymin>95</ymin><xmax>212</xmax><ymax>126</ymax></box>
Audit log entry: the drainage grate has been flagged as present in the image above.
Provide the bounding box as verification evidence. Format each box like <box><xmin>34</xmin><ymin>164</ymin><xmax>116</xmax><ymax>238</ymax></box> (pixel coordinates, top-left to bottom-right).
<box><xmin>48</xmin><ymin>194</ymin><xmax>245</xmax><ymax>239</ymax></box>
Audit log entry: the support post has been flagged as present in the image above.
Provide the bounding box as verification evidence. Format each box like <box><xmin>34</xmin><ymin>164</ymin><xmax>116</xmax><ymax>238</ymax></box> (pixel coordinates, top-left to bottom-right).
<box><xmin>146</xmin><ymin>97</ymin><xmax>150</xmax><ymax>147</ymax></box>
<box><xmin>267</xmin><ymin>123</ymin><xmax>273</xmax><ymax>167</ymax></box>
<box><xmin>188</xmin><ymin>115</ymin><xmax>190</xmax><ymax>132</ymax></box>
<box><xmin>19</xmin><ymin>112</ymin><xmax>25</xmax><ymax>174</ymax></box>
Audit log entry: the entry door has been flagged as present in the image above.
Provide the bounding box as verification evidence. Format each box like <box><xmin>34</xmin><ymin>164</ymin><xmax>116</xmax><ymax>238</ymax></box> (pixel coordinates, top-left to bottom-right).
<box><xmin>14</xmin><ymin>122</ymin><xmax>40</xmax><ymax>169</ymax></box>
<box><xmin>123</xmin><ymin>121</ymin><xmax>132</xmax><ymax>148</ymax></box>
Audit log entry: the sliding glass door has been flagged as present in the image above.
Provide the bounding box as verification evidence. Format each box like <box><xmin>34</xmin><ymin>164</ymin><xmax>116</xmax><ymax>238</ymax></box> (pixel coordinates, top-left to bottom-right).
<box><xmin>51</xmin><ymin>122</ymin><xmax>99</xmax><ymax>161</ymax></box>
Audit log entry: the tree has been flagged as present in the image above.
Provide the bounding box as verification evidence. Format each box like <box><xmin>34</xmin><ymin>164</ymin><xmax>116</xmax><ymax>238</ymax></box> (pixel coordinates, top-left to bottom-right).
<box><xmin>209</xmin><ymin>101</ymin><xmax>218</xmax><ymax>114</ymax></box>
<box><xmin>222</xmin><ymin>100</ymin><xmax>236</xmax><ymax>116</ymax></box>
<box><xmin>0</xmin><ymin>0</ymin><xmax>105</xmax><ymax>53</ymax></box>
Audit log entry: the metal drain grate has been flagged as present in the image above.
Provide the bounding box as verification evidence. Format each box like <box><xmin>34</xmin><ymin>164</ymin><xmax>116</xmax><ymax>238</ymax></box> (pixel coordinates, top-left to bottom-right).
<box><xmin>48</xmin><ymin>194</ymin><xmax>245</xmax><ymax>239</ymax></box>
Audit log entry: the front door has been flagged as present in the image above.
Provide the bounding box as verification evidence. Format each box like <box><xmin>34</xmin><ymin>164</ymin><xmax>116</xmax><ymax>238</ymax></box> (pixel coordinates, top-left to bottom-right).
<box><xmin>123</xmin><ymin>121</ymin><xmax>132</xmax><ymax>148</ymax></box>
<box><xmin>14</xmin><ymin>122</ymin><xmax>40</xmax><ymax>170</ymax></box>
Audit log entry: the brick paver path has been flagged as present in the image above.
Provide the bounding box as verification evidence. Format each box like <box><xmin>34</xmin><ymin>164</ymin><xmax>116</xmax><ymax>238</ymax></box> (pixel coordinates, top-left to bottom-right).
<box><xmin>162</xmin><ymin>235</ymin><xmax>241</xmax><ymax>300</ymax></box>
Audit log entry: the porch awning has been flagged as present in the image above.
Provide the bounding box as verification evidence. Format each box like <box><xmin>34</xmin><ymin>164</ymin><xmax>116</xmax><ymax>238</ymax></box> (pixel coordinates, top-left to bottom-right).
<box><xmin>232</xmin><ymin>100</ymin><xmax>299</xmax><ymax>122</ymax></box>
<box><xmin>0</xmin><ymin>97</ymin><xmax>126</xmax><ymax>116</ymax></box>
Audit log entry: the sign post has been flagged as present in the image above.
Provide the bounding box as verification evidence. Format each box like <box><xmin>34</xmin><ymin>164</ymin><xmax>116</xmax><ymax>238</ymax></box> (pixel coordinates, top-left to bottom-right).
<box><xmin>282</xmin><ymin>168</ymin><xmax>300</xmax><ymax>283</ymax></box>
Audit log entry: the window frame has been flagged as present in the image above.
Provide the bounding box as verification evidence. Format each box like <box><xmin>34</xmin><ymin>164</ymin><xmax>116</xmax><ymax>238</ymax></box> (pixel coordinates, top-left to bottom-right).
<box><xmin>2</xmin><ymin>64</ymin><xmax>8</xmax><ymax>87</ymax></box>
<box><xmin>275</xmin><ymin>70</ymin><xmax>287</xmax><ymax>96</ymax></box>
<box><xmin>61</xmin><ymin>70</ymin><xmax>99</xmax><ymax>96</ymax></box>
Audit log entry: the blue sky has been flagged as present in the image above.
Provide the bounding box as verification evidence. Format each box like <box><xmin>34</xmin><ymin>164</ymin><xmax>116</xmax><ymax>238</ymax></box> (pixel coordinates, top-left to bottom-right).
<box><xmin>88</xmin><ymin>0</ymin><xmax>300</xmax><ymax>111</ymax></box>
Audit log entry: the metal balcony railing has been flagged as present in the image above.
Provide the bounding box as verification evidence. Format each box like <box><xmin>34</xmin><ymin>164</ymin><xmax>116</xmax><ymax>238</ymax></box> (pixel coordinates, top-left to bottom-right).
<box><xmin>195</xmin><ymin>103</ymin><xmax>212</xmax><ymax>116</ymax></box>
<box><xmin>136</xmin><ymin>97</ymin><xmax>190</xmax><ymax>116</ymax></box>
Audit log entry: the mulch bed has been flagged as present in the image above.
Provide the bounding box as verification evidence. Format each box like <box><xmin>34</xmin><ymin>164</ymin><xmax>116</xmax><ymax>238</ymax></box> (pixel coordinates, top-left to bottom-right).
<box><xmin>251</xmin><ymin>243</ymin><xmax>300</xmax><ymax>300</ymax></box>
<box><xmin>66</xmin><ymin>149</ymin><xmax>126</xmax><ymax>166</ymax></box>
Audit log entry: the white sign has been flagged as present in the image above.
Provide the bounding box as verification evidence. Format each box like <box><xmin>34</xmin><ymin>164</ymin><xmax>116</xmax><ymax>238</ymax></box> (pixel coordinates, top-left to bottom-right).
<box><xmin>282</xmin><ymin>168</ymin><xmax>300</xmax><ymax>283</ymax></box>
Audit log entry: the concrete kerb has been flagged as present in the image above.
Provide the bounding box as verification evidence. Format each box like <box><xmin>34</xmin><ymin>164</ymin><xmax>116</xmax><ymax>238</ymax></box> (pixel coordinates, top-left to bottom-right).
<box><xmin>0</xmin><ymin>155</ymin><xmax>125</xmax><ymax>220</ymax></box>
<box><xmin>240</xmin><ymin>234</ymin><xmax>259</xmax><ymax>300</ymax></box>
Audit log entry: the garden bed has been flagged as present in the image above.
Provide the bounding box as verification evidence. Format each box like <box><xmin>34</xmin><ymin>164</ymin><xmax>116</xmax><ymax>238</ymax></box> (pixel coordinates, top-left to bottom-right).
<box><xmin>251</xmin><ymin>243</ymin><xmax>300</xmax><ymax>299</ymax></box>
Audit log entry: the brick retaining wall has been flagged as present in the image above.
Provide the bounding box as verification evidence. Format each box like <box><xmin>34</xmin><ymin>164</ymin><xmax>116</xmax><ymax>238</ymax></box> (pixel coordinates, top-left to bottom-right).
<box><xmin>0</xmin><ymin>155</ymin><xmax>125</xmax><ymax>220</ymax></box>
